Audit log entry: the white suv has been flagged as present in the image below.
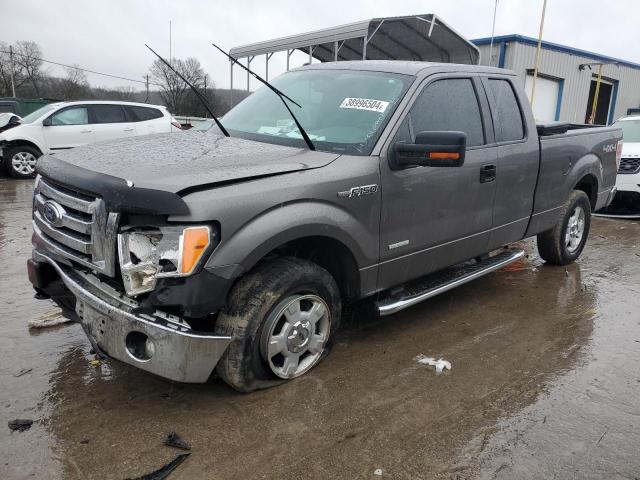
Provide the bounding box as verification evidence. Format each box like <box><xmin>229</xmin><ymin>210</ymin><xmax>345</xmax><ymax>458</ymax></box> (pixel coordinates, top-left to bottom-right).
<box><xmin>612</xmin><ymin>116</ymin><xmax>640</xmax><ymax>211</ymax></box>
<box><xmin>0</xmin><ymin>101</ymin><xmax>181</xmax><ymax>178</ymax></box>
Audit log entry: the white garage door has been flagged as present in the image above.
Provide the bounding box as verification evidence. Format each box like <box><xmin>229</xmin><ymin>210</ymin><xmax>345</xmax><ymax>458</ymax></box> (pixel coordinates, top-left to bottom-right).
<box><xmin>524</xmin><ymin>74</ymin><xmax>560</xmax><ymax>122</ymax></box>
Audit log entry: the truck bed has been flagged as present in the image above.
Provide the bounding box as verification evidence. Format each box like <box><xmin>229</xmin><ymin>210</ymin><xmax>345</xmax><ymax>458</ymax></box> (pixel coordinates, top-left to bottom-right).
<box><xmin>526</xmin><ymin>123</ymin><xmax>621</xmax><ymax>236</ymax></box>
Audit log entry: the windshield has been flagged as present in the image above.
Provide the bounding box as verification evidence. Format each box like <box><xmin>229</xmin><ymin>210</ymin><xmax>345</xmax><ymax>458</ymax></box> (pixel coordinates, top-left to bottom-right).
<box><xmin>615</xmin><ymin>119</ymin><xmax>640</xmax><ymax>143</ymax></box>
<box><xmin>21</xmin><ymin>104</ymin><xmax>59</xmax><ymax>124</ymax></box>
<box><xmin>222</xmin><ymin>69</ymin><xmax>413</xmax><ymax>155</ymax></box>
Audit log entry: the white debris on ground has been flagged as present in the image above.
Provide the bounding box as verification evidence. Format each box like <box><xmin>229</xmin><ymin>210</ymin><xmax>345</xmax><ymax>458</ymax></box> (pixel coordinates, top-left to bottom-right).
<box><xmin>417</xmin><ymin>356</ymin><xmax>452</xmax><ymax>374</ymax></box>
<box><xmin>28</xmin><ymin>309</ymin><xmax>72</xmax><ymax>329</ymax></box>
<box><xmin>373</xmin><ymin>468</ymin><xmax>383</xmax><ymax>476</ymax></box>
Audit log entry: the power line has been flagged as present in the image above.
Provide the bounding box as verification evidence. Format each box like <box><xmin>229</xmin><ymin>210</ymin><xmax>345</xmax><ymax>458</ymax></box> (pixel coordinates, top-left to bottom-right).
<box><xmin>0</xmin><ymin>49</ymin><xmax>163</xmax><ymax>87</ymax></box>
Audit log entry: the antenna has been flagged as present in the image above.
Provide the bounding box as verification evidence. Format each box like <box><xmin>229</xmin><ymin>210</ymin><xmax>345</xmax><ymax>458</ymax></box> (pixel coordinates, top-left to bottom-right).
<box><xmin>489</xmin><ymin>0</ymin><xmax>499</xmax><ymax>66</ymax></box>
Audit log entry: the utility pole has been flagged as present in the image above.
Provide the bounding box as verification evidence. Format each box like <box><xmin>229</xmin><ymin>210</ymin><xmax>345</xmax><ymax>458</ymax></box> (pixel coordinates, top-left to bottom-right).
<box><xmin>588</xmin><ymin>64</ymin><xmax>604</xmax><ymax>124</ymax></box>
<box><xmin>169</xmin><ymin>20</ymin><xmax>172</xmax><ymax>66</ymax></box>
<box><xmin>530</xmin><ymin>0</ymin><xmax>548</xmax><ymax>112</ymax></box>
<box><xmin>579</xmin><ymin>61</ymin><xmax>617</xmax><ymax>124</ymax></box>
<box><xmin>489</xmin><ymin>0</ymin><xmax>499</xmax><ymax>66</ymax></box>
<box><xmin>203</xmin><ymin>74</ymin><xmax>208</xmax><ymax>118</ymax></box>
<box><xmin>144</xmin><ymin>74</ymin><xmax>149</xmax><ymax>103</ymax></box>
<box><xmin>9</xmin><ymin>45</ymin><xmax>16</xmax><ymax>97</ymax></box>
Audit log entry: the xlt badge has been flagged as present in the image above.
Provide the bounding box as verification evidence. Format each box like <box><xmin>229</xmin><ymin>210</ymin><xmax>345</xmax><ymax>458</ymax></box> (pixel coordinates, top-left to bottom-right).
<box><xmin>338</xmin><ymin>184</ymin><xmax>379</xmax><ymax>198</ymax></box>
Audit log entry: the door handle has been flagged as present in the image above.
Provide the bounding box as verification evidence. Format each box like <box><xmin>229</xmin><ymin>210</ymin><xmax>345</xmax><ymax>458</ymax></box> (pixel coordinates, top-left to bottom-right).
<box><xmin>80</xmin><ymin>129</ymin><xmax>92</xmax><ymax>133</ymax></box>
<box><xmin>123</xmin><ymin>128</ymin><xmax>134</xmax><ymax>132</ymax></box>
<box><xmin>480</xmin><ymin>164</ymin><xmax>497</xmax><ymax>183</ymax></box>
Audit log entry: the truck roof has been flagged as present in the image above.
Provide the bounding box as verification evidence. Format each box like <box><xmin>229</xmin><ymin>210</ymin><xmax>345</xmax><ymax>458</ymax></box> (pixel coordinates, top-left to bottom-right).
<box><xmin>297</xmin><ymin>60</ymin><xmax>515</xmax><ymax>77</ymax></box>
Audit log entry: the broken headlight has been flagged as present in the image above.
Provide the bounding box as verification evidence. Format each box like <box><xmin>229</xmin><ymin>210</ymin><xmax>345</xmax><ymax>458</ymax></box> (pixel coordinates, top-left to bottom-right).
<box><xmin>117</xmin><ymin>225</ymin><xmax>213</xmax><ymax>297</ymax></box>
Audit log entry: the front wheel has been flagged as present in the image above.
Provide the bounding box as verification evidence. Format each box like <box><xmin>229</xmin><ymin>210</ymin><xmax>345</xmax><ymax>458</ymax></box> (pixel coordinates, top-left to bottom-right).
<box><xmin>537</xmin><ymin>190</ymin><xmax>591</xmax><ymax>265</ymax></box>
<box><xmin>5</xmin><ymin>145</ymin><xmax>41</xmax><ymax>179</ymax></box>
<box><xmin>214</xmin><ymin>257</ymin><xmax>341</xmax><ymax>392</ymax></box>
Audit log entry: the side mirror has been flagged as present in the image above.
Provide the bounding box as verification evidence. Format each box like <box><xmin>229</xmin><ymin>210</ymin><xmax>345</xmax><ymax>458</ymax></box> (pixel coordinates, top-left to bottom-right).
<box><xmin>8</xmin><ymin>116</ymin><xmax>21</xmax><ymax>126</ymax></box>
<box><xmin>42</xmin><ymin>117</ymin><xmax>52</xmax><ymax>127</ymax></box>
<box><xmin>393</xmin><ymin>131</ymin><xmax>466</xmax><ymax>169</ymax></box>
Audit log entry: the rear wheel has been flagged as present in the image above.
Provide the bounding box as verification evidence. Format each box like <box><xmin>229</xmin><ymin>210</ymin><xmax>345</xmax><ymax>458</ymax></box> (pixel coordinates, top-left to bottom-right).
<box><xmin>537</xmin><ymin>190</ymin><xmax>591</xmax><ymax>265</ymax></box>
<box><xmin>214</xmin><ymin>257</ymin><xmax>341</xmax><ymax>392</ymax></box>
<box><xmin>5</xmin><ymin>145</ymin><xmax>40</xmax><ymax>179</ymax></box>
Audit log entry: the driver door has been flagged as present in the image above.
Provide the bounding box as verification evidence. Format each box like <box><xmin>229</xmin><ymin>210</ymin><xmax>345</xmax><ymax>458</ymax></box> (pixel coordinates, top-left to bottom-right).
<box><xmin>378</xmin><ymin>75</ymin><xmax>497</xmax><ymax>290</ymax></box>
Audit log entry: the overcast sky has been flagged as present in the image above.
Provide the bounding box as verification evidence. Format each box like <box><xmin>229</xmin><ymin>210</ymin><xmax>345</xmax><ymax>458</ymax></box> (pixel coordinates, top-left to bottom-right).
<box><xmin>2</xmin><ymin>0</ymin><xmax>639</xmax><ymax>91</ymax></box>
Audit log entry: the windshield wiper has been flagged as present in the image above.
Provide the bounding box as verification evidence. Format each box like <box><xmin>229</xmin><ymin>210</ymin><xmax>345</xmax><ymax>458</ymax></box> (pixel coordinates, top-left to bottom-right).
<box><xmin>211</xmin><ymin>42</ymin><xmax>315</xmax><ymax>151</ymax></box>
<box><xmin>145</xmin><ymin>44</ymin><xmax>230</xmax><ymax>137</ymax></box>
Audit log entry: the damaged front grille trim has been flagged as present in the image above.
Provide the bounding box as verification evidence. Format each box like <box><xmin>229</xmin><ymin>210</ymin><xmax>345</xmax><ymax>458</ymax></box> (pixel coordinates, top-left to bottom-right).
<box><xmin>33</xmin><ymin>176</ymin><xmax>120</xmax><ymax>277</ymax></box>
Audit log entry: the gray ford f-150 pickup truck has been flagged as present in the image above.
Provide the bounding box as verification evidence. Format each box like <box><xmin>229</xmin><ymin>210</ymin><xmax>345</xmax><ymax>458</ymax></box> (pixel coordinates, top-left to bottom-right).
<box><xmin>27</xmin><ymin>61</ymin><xmax>622</xmax><ymax>391</ymax></box>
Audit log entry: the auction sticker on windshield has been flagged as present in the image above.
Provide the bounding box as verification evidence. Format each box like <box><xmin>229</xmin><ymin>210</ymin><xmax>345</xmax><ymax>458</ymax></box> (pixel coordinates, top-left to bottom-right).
<box><xmin>339</xmin><ymin>98</ymin><xmax>389</xmax><ymax>113</ymax></box>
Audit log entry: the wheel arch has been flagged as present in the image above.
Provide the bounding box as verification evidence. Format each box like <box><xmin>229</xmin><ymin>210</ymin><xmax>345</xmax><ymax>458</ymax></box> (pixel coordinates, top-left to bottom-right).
<box><xmin>574</xmin><ymin>173</ymin><xmax>598</xmax><ymax>211</ymax></box>
<box><xmin>5</xmin><ymin>139</ymin><xmax>44</xmax><ymax>155</ymax></box>
<box><xmin>570</xmin><ymin>153</ymin><xmax>602</xmax><ymax>211</ymax></box>
<box><xmin>205</xmin><ymin>202</ymin><xmax>376</xmax><ymax>301</ymax></box>
<box><xmin>269</xmin><ymin>235</ymin><xmax>361</xmax><ymax>302</ymax></box>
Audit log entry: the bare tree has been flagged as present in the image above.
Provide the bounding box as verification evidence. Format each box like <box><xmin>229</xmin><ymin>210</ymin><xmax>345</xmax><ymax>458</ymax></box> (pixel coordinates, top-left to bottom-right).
<box><xmin>149</xmin><ymin>57</ymin><xmax>204</xmax><ymax>115</ymax></box>
<box><xmin>13</xmin><ymin>41</ymin><xmax>44</xmax><ymax>97</ymax></box>
<box><xmin>0</xmin><ymin>41</ymin><xmax>27</xmax><ymax>96</ymax></box>
<box><xmin>60</xmin><ymin>65</ymin><xmax>90</xmax><ymax>100</ymax></box>
<box><xmin>92</xmin><ymin>85</ymin><xmax>137</xmax><ymax>101</ymax></box>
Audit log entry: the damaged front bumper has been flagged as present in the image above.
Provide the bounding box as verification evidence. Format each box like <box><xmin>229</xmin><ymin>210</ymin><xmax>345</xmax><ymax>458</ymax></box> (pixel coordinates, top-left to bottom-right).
<box><xmin>28</xmin><ymin>251</ymin><xmax>232</xmax><ymax>383</ymax></box>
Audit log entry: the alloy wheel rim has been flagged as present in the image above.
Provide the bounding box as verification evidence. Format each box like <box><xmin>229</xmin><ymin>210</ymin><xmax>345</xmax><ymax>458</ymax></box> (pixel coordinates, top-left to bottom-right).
<box><xmin>11</xmin><ymin>151</ymin><xmax>37</xmax><ymax>175</ymax></box>
<box><xmin>565</xmin><ymin>205</ymin><xmax>585</xmax><ymax>253</ymax></box>
<box><xmin>261</xmin><ymin>294</ymin><xmax>331</xmax><ymax>379</ymax></box>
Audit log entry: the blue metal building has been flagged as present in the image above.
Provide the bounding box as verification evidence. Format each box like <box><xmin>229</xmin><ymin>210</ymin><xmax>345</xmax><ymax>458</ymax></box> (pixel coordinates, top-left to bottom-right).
<box><xmin>472</xmin><ymin>35</ymin><xmax>640</xmax><ymax>124</ymax></box>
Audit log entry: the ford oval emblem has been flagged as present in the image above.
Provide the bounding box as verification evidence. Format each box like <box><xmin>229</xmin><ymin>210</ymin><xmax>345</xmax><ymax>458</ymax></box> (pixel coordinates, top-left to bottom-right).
<box><xmin>42</xmin><ymin>200</ymin><xmax>65</xmax><ymax>227</ymax></box>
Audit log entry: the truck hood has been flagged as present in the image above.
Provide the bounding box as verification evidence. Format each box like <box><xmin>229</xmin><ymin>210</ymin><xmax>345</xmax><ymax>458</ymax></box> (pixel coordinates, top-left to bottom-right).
<box><xmin>43</xmin><ymin>130</ymin><xmax>340</xmax><ymax>194</ymax></box>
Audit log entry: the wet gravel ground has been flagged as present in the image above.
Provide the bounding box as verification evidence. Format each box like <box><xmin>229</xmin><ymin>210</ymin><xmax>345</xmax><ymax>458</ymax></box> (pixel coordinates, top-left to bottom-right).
<box><xmin>1</xmin><ymin>178</ymin><xmax>639</xmax><ymax>479</ymax></box>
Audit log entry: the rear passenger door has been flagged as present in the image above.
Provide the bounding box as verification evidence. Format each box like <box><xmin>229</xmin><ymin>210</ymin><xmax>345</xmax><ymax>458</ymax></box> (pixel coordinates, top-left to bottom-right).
<box><xmin>480</xmin><ymin>77</ymin><xmax>539</xmax><ymax>249</ymax></box>
<box><xmin>90</xmin><ymin>104</ymin><xmax>136</xmax><ymax>143</ymax></box>
<box><xmin>378</xmin><ymin>75</ymin><xmax>498</xmax><ymax>290</ymax></box>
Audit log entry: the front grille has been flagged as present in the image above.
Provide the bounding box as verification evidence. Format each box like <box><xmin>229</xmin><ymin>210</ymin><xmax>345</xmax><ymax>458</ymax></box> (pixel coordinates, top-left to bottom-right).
<box><xmin>33</xmin><ymin>176</ymin><xmax>120</xmax><ymax>276</ymax></box>
<box><xmin>618</xmin><ymin>157</ymin><xmax>640</xmax><ymax>175</ymax></box>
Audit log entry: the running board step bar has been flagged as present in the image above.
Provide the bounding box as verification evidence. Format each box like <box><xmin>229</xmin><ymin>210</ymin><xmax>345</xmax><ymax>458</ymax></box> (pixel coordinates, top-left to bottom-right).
<box><xmin>376</xmin><ymin>249</ymin><xmax>525</xmax><ymax>316</ymax></box>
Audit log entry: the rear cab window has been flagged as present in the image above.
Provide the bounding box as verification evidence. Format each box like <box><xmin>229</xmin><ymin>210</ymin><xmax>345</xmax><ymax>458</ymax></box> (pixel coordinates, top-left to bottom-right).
<box><xmin>484</xmin><ymin>79</ymin><xmax>525</xmax><ymax>142</ymax></box>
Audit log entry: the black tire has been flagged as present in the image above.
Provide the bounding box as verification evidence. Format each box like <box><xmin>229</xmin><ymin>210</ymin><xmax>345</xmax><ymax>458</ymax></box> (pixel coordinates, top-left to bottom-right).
<box><xmin>537</xmin><ymin>190</ymin><xmax>591</xmax><ymax>265</ymax></box>
<box><xmin>214</xmin><ymin>257</ymin><xmax>341</xmax><ymax>392</ymax></box>
<box><xmin>5</xmin><ymin>145</ymin><xmax>41</xmax><ymax>179</ymax></box>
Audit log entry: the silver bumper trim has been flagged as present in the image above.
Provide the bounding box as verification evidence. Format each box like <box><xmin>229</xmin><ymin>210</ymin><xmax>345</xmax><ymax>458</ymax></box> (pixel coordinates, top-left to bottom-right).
<box><xmin>34</xmin><ymin>251</ymin><xmax>232</xmax><ymax>383</ymax></box>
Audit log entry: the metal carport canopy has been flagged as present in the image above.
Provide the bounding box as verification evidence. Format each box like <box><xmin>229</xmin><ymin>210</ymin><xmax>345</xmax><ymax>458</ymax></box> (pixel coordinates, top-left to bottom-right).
<box><xmin>229</xmin><ymin>14</ymin><xmax>480</xmax><ymax>66</ymax></box>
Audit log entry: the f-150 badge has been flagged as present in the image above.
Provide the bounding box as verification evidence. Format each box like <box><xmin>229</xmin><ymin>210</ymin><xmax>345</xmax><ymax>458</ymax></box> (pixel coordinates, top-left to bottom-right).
<box><xmin>338</xmin><ymin>184</ymin><xmax>379</xmax><ymax>198</ymax></box>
